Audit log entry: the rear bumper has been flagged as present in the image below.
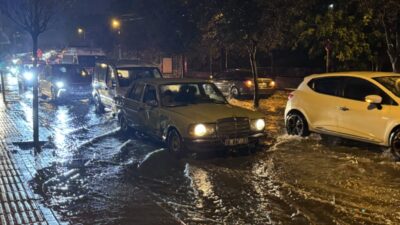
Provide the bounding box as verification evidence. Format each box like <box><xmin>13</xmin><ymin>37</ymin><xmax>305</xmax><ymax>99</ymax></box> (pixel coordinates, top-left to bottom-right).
<box><xmin>183</xmin><ymin>133</ymin><xmax>266</xmax><ymax>152</ymax></box>
<box><xmin>239</xmin><ymin>87</ymin><xmax>276</xmax><ymax>96</ymax></box>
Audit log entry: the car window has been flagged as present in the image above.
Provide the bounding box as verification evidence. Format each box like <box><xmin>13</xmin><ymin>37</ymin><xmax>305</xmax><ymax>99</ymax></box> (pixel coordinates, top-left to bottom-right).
<box><xmin>343</xmin><ymin>77</ymin><xmax>395</xmax><ymax>105</ymax></box>
<box><xmin>143</xmin><ymin>85</ymin><xmax>158</xmax><ymax>104</ymax></box>
<box><xmin>308</xmin><ymin>77</ymin><xmax>342</xmax><ymax>96</ymax></box>
<box><xmin>117</xmin><ymin>67</ymin><xmax>162</xmax><ymax>87</ymax></box>
<box><xmin>128</xmin><ymin>83</ymin><xmax>145</xmax><ymax>101</ymax></box>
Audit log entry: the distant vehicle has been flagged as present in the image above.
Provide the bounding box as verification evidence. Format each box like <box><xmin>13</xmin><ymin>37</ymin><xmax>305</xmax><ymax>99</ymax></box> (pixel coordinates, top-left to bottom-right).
<box><xmin>17</xmin><ymin>64</ymin><xmax>45</xmax><ymax>91</ymax></box>
<box><xmin>116</xmin><ymin>78</ymin><xmax>266</xmax><ymax>155</ymax></box>
<box><xmin>61</xmin><ymin>47</ymin><xmax>106</xmax><ymax>74</ymax></box>
<box><xmin>92</xmin><ymin>61</ymin><xmax>163</xmax><ymax>113</ymax></box>
<box><xmin>285</xmin><ymin>72</ymin><xmax>400</xmax><ymax>160</ymax></box>
<box><xmin>39</xmin><ymin>64</ymin><xmax>91</xmax><ymax>102</ymax></box>
<box><xmin>211</xmin><ymin>69</ymin><xmax>276</xmax><ymax>99</ymax></box>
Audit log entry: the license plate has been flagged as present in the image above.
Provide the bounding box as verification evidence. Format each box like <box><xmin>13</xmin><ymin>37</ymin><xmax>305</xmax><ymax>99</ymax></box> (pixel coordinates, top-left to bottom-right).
<box><xmin>258</xmin><ymin>83</ymin><xmax>267</xmax><ymax>89</ymax></box>
<box><xmin>224</xmin><ymin>138</ymin><xmax>248</xmax><ymax>146</ymax></box>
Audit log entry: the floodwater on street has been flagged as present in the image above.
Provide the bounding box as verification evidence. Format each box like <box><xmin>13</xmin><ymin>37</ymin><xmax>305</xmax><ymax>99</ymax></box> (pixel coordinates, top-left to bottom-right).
<box><xmin>8</xmin><ymin>77</ymin><xmax>400</xmax><ymax>225</ymax></box>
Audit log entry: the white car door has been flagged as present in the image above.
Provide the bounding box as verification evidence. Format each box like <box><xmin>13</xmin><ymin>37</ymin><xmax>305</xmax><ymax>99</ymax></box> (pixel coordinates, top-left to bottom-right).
<box><xmin>303</xmin><ymin>77</ymin><xmax>343</xmax><ymax>133</ymax></box>
<box><xmin>336</xmin><ymin>77</ymin><xmax>394</xmax><ymax>144</ymax></box>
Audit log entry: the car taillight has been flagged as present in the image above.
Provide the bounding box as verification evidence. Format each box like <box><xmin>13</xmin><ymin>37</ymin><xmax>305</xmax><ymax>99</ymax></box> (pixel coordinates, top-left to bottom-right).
<box><xmin>244</xmin><ymin>80</ymin><xmax>253</xmax><ymax>87</ymax></box>
<box><xmin>288</xmin><ymin>92</ymin><xmax>294</xmax><ymax>99</ymax></box>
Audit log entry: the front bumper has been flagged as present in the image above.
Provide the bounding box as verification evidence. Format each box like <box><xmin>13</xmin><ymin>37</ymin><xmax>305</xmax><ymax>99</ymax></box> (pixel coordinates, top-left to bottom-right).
<box><xmin>57</xmin><ymin>88</ymin><xmax>92</xmax><ymax>99</ymax></box>
<box><xmin>183</xmin><ymin>132</ymin><xmax>266</xmax><ymax>152</ymax></box>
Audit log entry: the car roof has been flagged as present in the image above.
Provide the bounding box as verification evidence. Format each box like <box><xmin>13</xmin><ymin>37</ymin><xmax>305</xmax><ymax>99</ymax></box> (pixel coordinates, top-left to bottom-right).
<box><xmin>116</xmin><ymin>64</ymin><xmax>158</xmax><ymax>68</ymax></box>
<box><xmin>307</xmin><ymin>71</ymin><xmax>400</xmax><ymax>79</ymax></box>
<box><xmin>135</xmin><ymin>78</ymin><xmax>211</xmax><ymax>86</ymax></box>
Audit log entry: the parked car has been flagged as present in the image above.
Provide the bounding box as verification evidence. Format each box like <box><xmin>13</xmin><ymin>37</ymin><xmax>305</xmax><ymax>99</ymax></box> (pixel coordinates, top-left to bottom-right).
<box><xmin>285</xmin><ymin>72</ymin><xmax>400</xmax><ymax>160</ymax></box>
<box><xmin>39</xmin><ymin>64</ymin><xmax>91</xmax><ymax>102</ymax></box>
<box><xmin>211</xmin><ymin>69</ymin><xmax>276</xmax><ymax>99</ymax></box>
<box><xmin>116</xmin><ymin>78</ymin><xmax>266</xmax><ymax>155</ymax></box>
<box><xmin>92</xmin><ymin>62</ymin><xmax>163</xmax><ymax>113</ymax></box>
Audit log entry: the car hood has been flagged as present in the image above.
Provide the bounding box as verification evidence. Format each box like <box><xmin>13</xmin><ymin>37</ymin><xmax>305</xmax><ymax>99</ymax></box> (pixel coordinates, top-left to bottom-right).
<box><xmin>164</xmin><ymin>103</ymin><xmax>264</xmax><ymax>122</ymax></box>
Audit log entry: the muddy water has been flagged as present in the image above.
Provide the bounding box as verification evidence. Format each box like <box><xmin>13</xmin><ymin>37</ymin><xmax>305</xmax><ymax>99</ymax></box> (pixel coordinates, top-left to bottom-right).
<box><xmin>17</xmin><ymin>88</ymin><xmax>400</xmax><ymax>225</ymax></box>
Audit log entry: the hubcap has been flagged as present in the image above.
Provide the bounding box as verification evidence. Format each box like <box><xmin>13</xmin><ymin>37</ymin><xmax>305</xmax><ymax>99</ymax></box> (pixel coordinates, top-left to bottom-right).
<box><xmin>231</xmin><ymin>88</ymin><xmax>239</xmax><ymax>98</ymax></box>
<box><xmin>287</xmin><ymin>114</ymin><xmax>304</xmax><ymax>135</ymax></box>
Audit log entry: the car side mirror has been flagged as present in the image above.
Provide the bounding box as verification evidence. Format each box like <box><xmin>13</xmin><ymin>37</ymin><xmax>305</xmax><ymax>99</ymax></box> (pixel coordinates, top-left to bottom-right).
<box><xmin>365</xmin><ymin>95</ymin><xmax>382</xmax><ymax>104</ymax></box>
<box><xmin>146</xmin><ymin>100</ymin><xmax>158</xmax><ymax>107</ymax></box>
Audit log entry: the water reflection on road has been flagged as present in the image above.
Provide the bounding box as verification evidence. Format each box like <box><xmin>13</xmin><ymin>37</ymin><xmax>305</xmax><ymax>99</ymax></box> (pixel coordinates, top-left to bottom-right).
<box><xmin>18</xmin><ymin>89</ymin><xmax>400</xmax><ymax>224</ymax></box>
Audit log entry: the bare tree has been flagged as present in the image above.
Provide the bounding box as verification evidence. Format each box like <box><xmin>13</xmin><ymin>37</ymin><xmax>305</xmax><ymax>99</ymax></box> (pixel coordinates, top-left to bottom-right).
<box><xmin>0</xmin><ymin>0</ymin><xmax>69</xmax><ymax>148</ymax></box>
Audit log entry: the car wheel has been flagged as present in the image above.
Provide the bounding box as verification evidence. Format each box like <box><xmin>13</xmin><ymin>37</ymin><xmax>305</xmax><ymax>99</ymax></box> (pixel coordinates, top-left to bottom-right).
<box><xmin>286</xmin><ymin>112</ymin><xmax>310</xmax><ymax>137</ymax></box>
<box><xmin>230</xmin><ymin>87</ymin><xmax>240</xmax><ymax>99</ymax></box>
<box><xmin>119</xmin><ymin>115</ymin><xmax>130</xmax><ymax>133</ymax></box>
<box><xmin>94</xmin><ymin>96</ymin><xmax>105</xmax><ymax>113</ymax></box>
<box><xmin>51</xmin><ymin>88</ymin><xmax>58</xmax><ymax>103</ymax></box>
<box><xmin>167</xmin><ymin>129</ymin><xmax>185</xmax><ymax>157</ymax></box>
<box><xmin>390</xmin><ymin>129</ymin><xmax>400</xmax><ymax>161</ymax></box>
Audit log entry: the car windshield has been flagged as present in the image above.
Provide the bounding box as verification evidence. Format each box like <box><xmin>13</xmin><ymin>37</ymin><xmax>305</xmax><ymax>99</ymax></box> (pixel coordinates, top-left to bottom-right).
<box><xmin>77</xmin><ymin>56</ymin><xmax>96</xmax><ymax>67</ymax></box>
<box><xmin>117</xmin><ymin>67</ymin><xmax>162</xmax><ymax>87</ymax></box>
<box><xmin>160</xmin><ymin>83</ymin><xmax>227</xmax><ymax>107</ymax></box>
<box><xmin>52</xmin><ymin>65</ymin><xmax>91</xmax><ymax>83</ymax></box>
<box><xmin>374</xmin><ymin>76</ymin><xmax>400</xmax><ymax>97</ymax></box>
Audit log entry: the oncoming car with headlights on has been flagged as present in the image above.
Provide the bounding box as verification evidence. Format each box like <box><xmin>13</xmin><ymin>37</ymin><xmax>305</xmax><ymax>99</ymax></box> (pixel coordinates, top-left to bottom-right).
<box><xmin>39</xmin><ymin>64</ymin><xmax>91</xmax><ymax>102</ymax></box>
<box><xmin>116</xmin><ymin>78</ymin><xmax>267</xmax><ymax>155</ymax></box>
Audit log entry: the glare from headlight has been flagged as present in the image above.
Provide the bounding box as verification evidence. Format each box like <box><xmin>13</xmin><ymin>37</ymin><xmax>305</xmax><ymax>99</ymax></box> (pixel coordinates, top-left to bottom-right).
<box><xmin>23</xmin><ymin>72</ymin><xmax>33</xmax><ymax>81</ymax></box>
<box><xmin>56</xmin><ymin>81</ymin><xmax>64</xmax><ymax>88</ymax></box>
<box><xmin>255</xmin><ymin>119</ymin><xmax>265</xmax><ymax>131</ymax></box>
<box><xmin>10</xmin><ymin>67</ymin><xmax>18</xmax><ymax>74</ymax></box>
<box><xmin>270</xmin><ymin>81</ymin><xmax>276</xmax><ymax>87</ymax></box>
<box><xmin>194</xmin><ymin>124</ymin><xmax>207</xmax><ymax>137</ymax></box>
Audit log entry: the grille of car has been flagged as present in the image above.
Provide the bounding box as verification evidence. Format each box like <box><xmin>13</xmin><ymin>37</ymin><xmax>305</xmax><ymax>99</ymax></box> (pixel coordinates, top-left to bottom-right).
<box><xmin>216</xmin><ymin>117</ymin><xmax>251</xmax><ymax>139</ymax></box>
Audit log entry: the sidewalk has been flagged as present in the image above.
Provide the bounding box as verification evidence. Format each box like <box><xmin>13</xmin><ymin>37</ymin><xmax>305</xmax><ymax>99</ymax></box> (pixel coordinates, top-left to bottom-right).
<box><xmin>0</xmin><ymin>94</ymin><xmax>60</xmax><ymax>225</ymax></box>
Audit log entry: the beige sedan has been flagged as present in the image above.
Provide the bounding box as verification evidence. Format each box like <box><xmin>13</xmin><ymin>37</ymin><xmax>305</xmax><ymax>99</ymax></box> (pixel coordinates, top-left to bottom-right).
<box><xmin>116</xmin><ymin>78</ymin><xmax>267</xmax><ymax>155</ymax></box>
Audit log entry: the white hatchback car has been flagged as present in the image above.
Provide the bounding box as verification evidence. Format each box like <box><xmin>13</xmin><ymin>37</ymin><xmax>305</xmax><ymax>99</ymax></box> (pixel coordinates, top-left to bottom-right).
<box><xmin>285</xmin><ymin>72</ymin><xmax>400</xmax><ymax>160</ymax></box>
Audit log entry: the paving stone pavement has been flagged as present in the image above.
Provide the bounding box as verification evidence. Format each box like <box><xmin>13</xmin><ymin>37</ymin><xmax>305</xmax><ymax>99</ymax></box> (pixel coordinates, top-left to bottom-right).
<box><xmin>0</xmin><ymin>93</ymin><xmax>60</xmax><ymax>225</ymax></box>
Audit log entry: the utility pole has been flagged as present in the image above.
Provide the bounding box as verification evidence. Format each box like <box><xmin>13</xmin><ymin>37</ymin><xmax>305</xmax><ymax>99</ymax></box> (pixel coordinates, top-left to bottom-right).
<box><xmin>0</xmin><ymin>71</ymin><xmax>6</xmax><ymax>104</ymax></box>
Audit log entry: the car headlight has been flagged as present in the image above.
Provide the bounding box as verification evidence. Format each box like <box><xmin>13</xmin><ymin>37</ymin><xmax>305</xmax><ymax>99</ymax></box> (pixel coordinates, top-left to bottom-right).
<box><xmin>23</xmin><ymin>72</ymin><xmax>33</xmax><ymax>81</ymax></box>
<box><xmin>189</xmin><ymin>123</ymin><xmax>216</xmax><ymax>137</ymax></box>
<box><xmin>56</xmin><ymin>81</ymin><xmax>64</xmax><ymax>88</ymax></box>
<box><xmin>251</xmin><ymin>119</ymin><xmax>265</xmax><ymax>132</ymax></box>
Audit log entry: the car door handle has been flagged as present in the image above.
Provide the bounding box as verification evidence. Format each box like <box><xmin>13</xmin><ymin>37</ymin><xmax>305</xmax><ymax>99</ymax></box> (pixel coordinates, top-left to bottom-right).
<box><xmin>339</xmin><ymin>106</ymin><xmax>349</xmax><ymax>111</ymax></box>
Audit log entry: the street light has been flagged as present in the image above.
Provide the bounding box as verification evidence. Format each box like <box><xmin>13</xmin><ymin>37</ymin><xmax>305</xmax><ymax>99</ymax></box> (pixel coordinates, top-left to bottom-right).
<box><xmin>111</xmin><ymin>18</ymin><xmax>122</xmax><ymax>59</ymax></box>
<box><xmin>77</xmin><ymin>27</ymin><xmax>85</xmax><ymax>40</ymax></box>
<box><xmin>111</xmin><ymin>19</ymin><xmax>121</xmax><ymax>33</ymax></box>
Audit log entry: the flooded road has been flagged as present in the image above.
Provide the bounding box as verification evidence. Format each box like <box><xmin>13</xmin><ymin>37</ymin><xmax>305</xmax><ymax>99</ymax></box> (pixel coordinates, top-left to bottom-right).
<box><xmin>15</xmin><ymin>86</ymin><xmax>400</xmax><ymax>224</ymax></box>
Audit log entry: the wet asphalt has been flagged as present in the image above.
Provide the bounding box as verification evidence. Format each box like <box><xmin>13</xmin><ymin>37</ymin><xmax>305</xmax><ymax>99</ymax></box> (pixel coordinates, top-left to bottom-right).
<box><xmin>10</xmin><ymin>79</ymin><xmax>400</xmax><ymax>225</ymax></box>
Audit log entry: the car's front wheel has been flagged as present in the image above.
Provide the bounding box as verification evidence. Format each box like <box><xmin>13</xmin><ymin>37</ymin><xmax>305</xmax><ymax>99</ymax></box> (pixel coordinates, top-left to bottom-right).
<box><xmin>119</xmin><ymin>115</ymin><xmax>130</xmax><ymax>133</ymax></box>
<box><xmin>390</xmin><ymin>129</ymin><xmax>400</xmax><ymax>161</ymax></box>
<box><xmin>94</xmin><ymin>96</ymin><xmax>105</xmax><ymax>113</ymax></box>
<box><xmin>51</xmin><ymin>87</ymin><xmax>59</xmax><ymax>103</ymax></box>
<box><xmin>286</xmin><ymin>112</ymin><xmax>310</xmax><ymax>137</ymax></box>
<box><xmin>167</xmin><ymin>129</ymin><xmax>185</xmax><ymax>157</ymax></box>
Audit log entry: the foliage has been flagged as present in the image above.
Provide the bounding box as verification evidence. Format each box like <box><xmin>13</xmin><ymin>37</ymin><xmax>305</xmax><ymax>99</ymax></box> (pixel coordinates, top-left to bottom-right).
<box><xmin>293</xmin><ymin>0</ymin><xmax>371</xmax><ymax>70</ymax></box>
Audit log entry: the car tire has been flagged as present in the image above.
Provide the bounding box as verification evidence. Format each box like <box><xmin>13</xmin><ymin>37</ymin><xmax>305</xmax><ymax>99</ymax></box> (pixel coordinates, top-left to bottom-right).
<box><xmin>167</xmin><ymin>129</ymin><xmax>185</xmax><ymax>157</ymax></box>
<box><xmin>390</xmin><ymin>129</ymin><xmax>400</xmax><ymax>161</ymax></box>
<box><xmin>119</xmin><ymin>115</ymin><xmax>131</xmax><ymax>134</ymax></box>
<box><xmin>230</xmin><ymin>87</ymin><xmax>240</xmax><ymax>99</ymax></box>
<box><xmin>94</xmin><ymin>96</ymin><xmax>105</xmax><ymax>114</ymax></box>
<box><xmin>51</xmin><ymin>87</ymin><xmax>59</xmax><ymax>104</ymax></box>
<box><xmin>286</xmin><ymin>111</ymin><xmax>310</xmax><ymax>137</ymax></box>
